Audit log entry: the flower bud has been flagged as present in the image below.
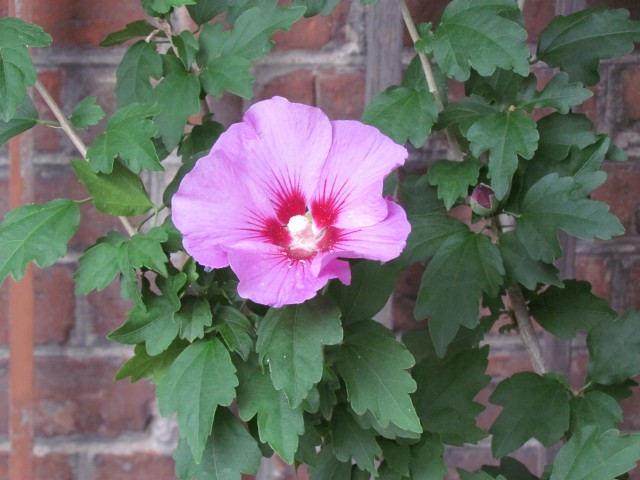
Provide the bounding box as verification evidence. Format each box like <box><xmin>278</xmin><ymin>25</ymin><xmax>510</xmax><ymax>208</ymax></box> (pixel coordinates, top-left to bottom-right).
<box><xmin>470</xmin><ymin>183</ymin><xmax>498</xmax><ymax>216</ymax></box>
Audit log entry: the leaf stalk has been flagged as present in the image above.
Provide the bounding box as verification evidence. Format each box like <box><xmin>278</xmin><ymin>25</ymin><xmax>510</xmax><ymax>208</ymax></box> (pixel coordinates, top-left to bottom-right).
<box><xmin>507</xmin><ymin>283</ymin><xmax>548</xmax><ymax>375</ymax></box>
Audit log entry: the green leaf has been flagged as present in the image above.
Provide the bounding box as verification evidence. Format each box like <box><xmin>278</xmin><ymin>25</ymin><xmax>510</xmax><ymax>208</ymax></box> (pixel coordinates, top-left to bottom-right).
<box><xmin>122</xmin><ymin>227</ymin><xmax>169</xmax><ymax>276</ymax></box>
<box><xmin>0</xmin><ymin>94</ymin><xmax>38</xmax><ymax>148</ymax></box>
<box><xmin>86</xmin><ymin>103</ymin><xmax>162</xmax><ymax>174</ymax></box>
<box><xmin>69</xmin><ymin>96</ymin><xmax>105</xmax><ymax>129</ymax></box>
<box><xmin>73</xmin><ymin>233</ymin><xmax>124</xmax><ymax>295</ymax></box>
<box><xmin>0</xmin><ymin>199</ymin><xmax>80</xmax><ymax>283</ymax></box>
<box><xmin>587</xmin><ymin>309</ymin><xmax>640</xmax><ymax>384</ymax></box>
<box><xmin>174</xmin><ymin>30</ymin><xmax>200</xmax><ymax>69</ymax></box>
<box><xmin>402</xmin><ymin>55</ymin><xmax>428</xmax><ymax>91</ymax></box>
<box><xmin>187</xmin><ymin>0</ymin><xmax>227</xmax><ymax>24</ymax></box>
<box><xmin>256</xmin><ymin>296</ymin><xmax>342</xmax><ymax>408</ymax></box>
<box><xmin>151</xmin><ymin>0</ymin><xmax>196</xmax><ymax>14</ymax></box>
<box><xmin>538</xmin><ymin>8</ymin><xmax>640</xmax><ymax>85</ymax></box>
<box><xmin>329</xmin><ymin>260</ymin><xmax>401</xmax><ymax>323</ymax></box>
<box><xmin>467</xmin><ymin>109</ymin><xmax>539</xmax><ymax>200</ymax></box>
<box><xmin>157</xmin><ymin>338</ymin><xmax>238</xmax><ymax>463</ymax></box>
<box><xmin>482</xmin><ymin>457</ymin><xmax>538</xmax><ymax>480</ymax></box>
<box><xmin>460</xmin><ymin>471</ymin><xmax>507</xmax><ymax>480</ymax></box>
<box><xmin>529</xmin><ymin>280</ymin><xmax>615</xmax><ymax>339</ymax></box>
<box><xmin>0</xmin><ymin>18</ymin><xmax>52</xmax><ymax>121</ymax></box>
<box><xmin>361</xmin><ymin>86</ymin><xmax>437</xmax><ymax>148</ymax></box>
<box><xmin>153</xmin><ymin>57</ymin><xmax>201</xmax><ymax>151</ymax></box>
<box><xmin>490</xmin><ymin>372</ymin><xmax>570</xmax><ymax>458</ymax></box>
<box><xmin>71</xmin><ymin>159</ymin><xmax>155</xmax><ymax>216</ymax></box>
<box><xmin>114</xmin><ymin>342</ymin><xmax>184</xmax><ymax>384</ymax></box>
<box><xmin>410</xmin><ymin>433</ymin><xmax>448</xmax><ymax>480</ymax></box>
<box><xmin>174</xmin><ymin>408</ymin><xmax>261</xmax><ymax>480</ymax></box>
<box><xmin>518</xmin><ymin>72</ymin><xmax>592</xmax><ymax>114</ymax></box>
<box><xmin>177</xmin><ymin>296</ymin><xmax>212</xmax><ymax>342</ymax></box>
<box><xmin>331</xmin><ymin>404</ymin><xmax>382</xmax><ymax>475</ymax></box>
<box><xmin>196</xmin><ymin>23</ymin><xmax>230</xmax><ymax>66</ymax></box>
<box><xmin>100</xmin><ymin>20</ymin><xmax>157</xmax><ymax>47</ymax></box>
<box><xmin>335</xmin><ymin>320</ymin><xmax>422</xmax><ymax>434</ymax></box>
<box><xmin>534</xmin><ymin>113</ymin><xmax>598</xmax><ymax>161</ymax></box>
<box><xmin>199</xmin><ymin>55</ymin><xmax>254</xmax><ymax>99</ymax></box>
<box><xmin>352</xmin><ymin>407</ymin><xmax>420</xmax><ymax>441</ymax></box>
<box><xmin>379</xmin><ymin>439</ymin><xmax>410</xmax><ymax>477</ymax></box>
<box><xmin>466</xmin><ymin>69</ymin><xmax>536</xmax><ymax>107</ymax></box>
<box><xmin>237</xmin><ymin>364</ymin><xmax>304</xmax><ymax>464</ymax></box>
<box><xmin>413</xmin><ymin>346</ymin><xmax>490</xmax><ymax>445</ymax></box>
<box><xmin>427</xmin><ymin>158</ymin><xmax>482</xmax><ymax>210</ymax></box>
<box><xmin>569</xmin><ymin>391</ymin><xmax>622</xmax><ymax>433</ymax></box>
<box><xmin>212</xmin><ymin>306</ymin><xmax>254</xmax><ymax>361</ymax></box>
<box><xmin>308</xmin><ymin>445</ymin><xmax>352</xmax><ymax>480</ymax></box>
<box><xmin>415</xmin><ymin>232</ymin><xmax>504</xmax><ymax>356</ymax></box>
<box><xmin>437</xmin><ymin>94</ymin><xmax>499</xmax><ymax>134</ymax></box>
<box><xmin>115</xmin><ymin>41</ymin><xmax>163</xmax><ymax>107</ymax></box>
<box><xmin>550</xmin><ymin>426</ymin><xmax>640</xmax><ymax>480</ymax></box>
<box><xmin>498</xmin><ymin>232</ymin><xmax>562</xmax><ymax>291</ymax></box>
<box><xmin>515</xmin><ymin>174</ymin><xmax>624</xmax><ymax>263</ymax></box>
<box><xmin>430</xmin><ymin>0</ymin><xmax>530</xmax><ymax>81</ymax></box>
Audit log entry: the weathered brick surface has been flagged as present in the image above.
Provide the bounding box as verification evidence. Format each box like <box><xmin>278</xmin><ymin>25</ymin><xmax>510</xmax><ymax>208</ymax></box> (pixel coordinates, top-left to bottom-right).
<box><xmin>93</xmin><ymin>454</ymin><xmax>175</xmax><ymax>480</ymax></box>
<box><xmin>34</xmin><ymin>454</ymin><xmax>75</xmax><ymax>480</ymax></box>
<box><xmin>85</xmin><ymin>282</ymin><xmax>133</xmax><ymax>340</ymax></box>
<box><xmin>0</xmin><ymin>360</ymin><xmax>7</xmax><ymax>436</ymax></box>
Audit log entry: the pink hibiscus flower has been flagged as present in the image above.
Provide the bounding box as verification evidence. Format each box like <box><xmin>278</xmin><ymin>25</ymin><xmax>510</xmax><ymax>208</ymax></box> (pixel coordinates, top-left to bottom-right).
<box><xmin>172</xmin><ymin>96</ymin><xmax>410</xmax><ymax>307</ymax></box>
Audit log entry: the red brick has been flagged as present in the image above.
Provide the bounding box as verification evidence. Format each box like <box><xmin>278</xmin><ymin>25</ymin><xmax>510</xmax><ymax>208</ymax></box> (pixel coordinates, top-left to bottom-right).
<box><xmin>523</xmin><ymin>0</ymin><xmax>556</xmax><ymax>43</ymax></box>
<box><xmin>570</xmin><ymin>349</ymin><xmax>589</xmax><ymax>390</ymax></box>
<box><xmin>404</xmin><ymin>0</ymin><xmax>448</xmax><ymax>47</ymax></box>
<box><xmin>30</xmin><ymin>0</ymin><xmax>146</xmax><ymax>47</ymax></box>
<box><xmin>34</xmin><ymin>264</ymin><xmax>75</xmax><ymax>344</ymax></box>
<box><xmin>591</xmin><ymin>162</ymin><xmax>640</xmax><ymax>234</ymax></box>
<box><xmin>316</xmin><ymin>69</ymin><xmax>366</xmax><ymax>120</ymax></box>
<box><xmin>94</xmin><ymin>454</ymin><xmax>175</xmax><ymax>480</ymax></box>
<box><xmin>444</xmin><ymin>444</ymin><xmax>542</xmax><ymax>479</ymax></box>
<box><xmin>34</xmin><ymin>454</ymin><xmax>75</xmax><ymax>480</ymax></box>
<box><xmin>207</xmin><ymin>92</ymin><xmax>244</xmax><ymax>127</ymax></box>
<box><xmin>32</xmin><ymin>70</ymin><xmax>64</xmax><ymax>153</ymax></box>
<box><xmin>574</xmin><ymin>254</ymin><xmax>611</xmax><ymax>301</ymax></box>
<box><xmin>33</xmin><ymin>356</ymin><xmax>155</xmax><ymax>437</ymax></box>
<box><xmin>392</xmin><ymin>262</ymin><xmax>423</xmax><ymax>331</ymax></box>
<box><xmin>0</xmin><ymin>454</ymin><xmax>7</xmax><ymax>479</ymax></box>
<box><xmin>621</xmin><ymin>379</ymin><xmax>640</xmax><ymax>430</ymax></box>
<box><xmin>273</xmin><ymin>1</ymin><xmax>348</xmax><ymax>51</ymax></box>
<box><xmin>0</xmin><ymin>360</ymin><xmax>7</xmax><ymax>436</ymax></box>
<box><xmin>0</xmin><ymin>2</ymin><xmax>8</xmax><ymax>17</ymax></box>
<box><xmin>486</xmin><ymin>347</ymin><xmax>535</xmax><ymax>380</ymax></box>
<box><xmin>86</xmin><ymin>281</ymin><xmax>133</xmax><ymax>340</ymax></box>
<box><xmin>623</xmin><ymin>66</ymin><xmax>640</xmax><ymax>123</ymax></box>
<box><xmin>257</xmin><ymin>69</ymin><xmax>316</xmax><ymax>106</ymax></box>
<box><xmin>627</xmin><ymin>259</ymin><xmax>640</xmax><ymax>310</ymax></box>
<box><xmin>475</xmin><ymin>384</ymin><xmax>500</xmax><ymax>432</ymax></box>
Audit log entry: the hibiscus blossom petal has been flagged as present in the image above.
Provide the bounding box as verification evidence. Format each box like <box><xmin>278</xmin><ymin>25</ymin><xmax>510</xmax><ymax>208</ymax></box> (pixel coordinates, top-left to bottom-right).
<box><xmin>311</xmin><ymin>120</ymin><xmax>408</xmax><ymax>230</ymax></box>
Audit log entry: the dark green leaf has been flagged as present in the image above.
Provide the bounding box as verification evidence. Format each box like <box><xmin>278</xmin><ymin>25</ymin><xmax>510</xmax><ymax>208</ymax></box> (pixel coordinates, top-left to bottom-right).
<box><xmin>0</xmin><ymin>17</ymin><xmax>52</xmax><ymax>46</ymax></box>
<box><xmin>498</xmin><ymin>232</ymin><xmax>562</xmax><ymax>290</ymax></box>
<box><xmin>535</xmin><ymin>113</ymin><xmax>598</xmax><ymax>161</ymax></box>
<box><xmin>196</xmin><ymin>23</ymin><xmax>230</xmax><ymax>66</ymax></box>
<box><xmin>482</xmin><ymin>457</ymin><xmax>538</xmax><ymax>480</ymax></box>
<box><xmin>490</xmin><ymin>372</ymin><xmax>570</xmax><ymax>458</ymax></box>
<box><xmin>308</xmin><ymin>445</ymin><xmax>352</xmax><ymax>480</ymax></box>
<box><xmin>115</xmin><ymin>41</ymin><xmax>163</xmax><ymax>107</ymax></box>
<box><xmin>410</xmin><ymin>433</ymin><xmax>447</xmax><ymax>480</ymax></box>
<box><xmin>518</xmin><ymin>72</ymin><xmax>592</xmax><ymax>114</ymax></box>
<box><xmin>550</xmin><ymin>426</ymin><xmax>640</xmax><ymax>480</ymax></box>
<box><xmin>466</xmin><ymin>69</ymin><xmax>536</xmax><ymax>106</ymax></box>
<box><xmin>402</xmin><ymin>55</ymin><xmax>428</xmax><ymax>91</ymax></box>
<box><xmin>151</xmin><ymin>0</ymin><xmax>196</xmax><ymax>14</ymax></box>
<box><xmin>351</xmin><ymin>407</ymin><xmax>420</xmax><ymax>441</ymax></box>
<box><xmin>0</xmin><ymin>199</ymin><xmax>80</xmax><ymax>283</ymax></box>
<box><xmin>123</xmin><ymin>227</ymin><xmax>169</xmax><ymax>276</ymax></box>
<box><xmin>199</xmin><ymin>55</ymin><xmax>254</xmax><ymax>99</ymax></box>
<box><xmin>415</xmin><ymin>232</ymin><xmax>504</xmax><ymax>356</ymax></box>
<box><xmin>212</xmin><ymin>306</ymin><xmax>254</xmax><ymax>361</ymax></box>
<box><xmin>174</xmin><ymin>30</ymin><xmax>200</xmax><ymax>69</ymax></box>
<box><xmin>516</xmin><ymin>174</ymin><xmax>624</xmax><ymax>263</ymax></box>
<box><xmin>177</xmin><ymin>296</ymin><xmax>212</xmax><ymax>342</ymax></box>
<box><xmin>0</xmin><ymin>94</ymin><xmax>38</xmax><ymax>148</ymax></box>
<box><xmin>296</xmin><ymin>423</ymin><xmax>322</xmax><ymax>466</ymax></box>
<box><xmin>331</xmin><ymin>404</ymin><xmax>381</xmax><ymax>475</ymax></box>
<box><xmin>74</xmin><ymin>233</ymin><xmax>124</xmax><ymax>295</ymax></box>
<box><xmin>256</xmin><ymin>296</ymin><xmax>342</xmax><ymax>408</ymax></box>
<box><xmin>427</xmin><ymin>158</ymin><xmax>482</xmax><ymax>210</ymax></box>
<box><xmin>437</xmin><ymin>95</ymin><xmax>499</xmax><ymax>134</ymax></box>
<box><xmin>467</xmin><ymin>109</ymin><xmax>539</xmax><ymax>200</ymax></box>
<box><xmin>87</xmin><ymin>103</ymin><xmax>162</xmax><ymax>174</ymax></box>
<box><xmin>71</xmin><ymin>159</ymin><xmax>155</xmax><ymax>216</ymax></box>
<box><xmin>529</xmin><ymin>280</ymin><xmax>615</xmax><ymax>339</ymax></box>
<box><xmin>538</xmin><ymin>8</ymin><xmax>640</xmax><ymax>85</ymax></box>
<box><xmin>100</xmin><ymin>20</ymin><xmax>157</xmax><ymax>47</ymax></box>
<box><xmin>187</xmin><ymin>0</ymin><xmax>227</xmax><ymax>24</ymax></box>
<box><xmin>69</xmin><ymin>96</ymin><xmax>105</xmax><ymax>129</ymax></box>
<box><xmin>157</xmin><ymin>338</ymin><xmax>238</xmax><ymax>463</ymax></box>
<box><xmin>362</xmin><ymin>86</ymin><xmax>437</xmax><ymax>148</ymax></box>
<box><xmin>335</xmin><ymin>320</ymin><xmax>421</xmax><ymax>434</ymax></box>
<box><xmin>293</xmin><ymin>0</ymin><xmax>339</xmax><ymax>17</ymax></box>
<box><xmin>460</xmin><ymin>471</ymin><xmax>507</xmax><ymax>480</ymax></box>
<box><xmin>114</xmin><ymin>342</ymin><xmax>184</xmax><ymax>384</ymax></box>
<box><xmin>430</xmin><ymin>0</ymin><xmax>529</xmax><ymax>81</ymax></box>
<box><xmin>570</xmin><ymin>391</ymin><xmax>622</xmax><ymax>433</ymax></box>
<box><xmin>587</xmin><ymin>309</ymin><xmax>640</xmax><ymax>384</ymax></box>
<box><xmin>379</xmin><ymin>439</ymin><xmax>410</xmax><ymax>477</ymax></box>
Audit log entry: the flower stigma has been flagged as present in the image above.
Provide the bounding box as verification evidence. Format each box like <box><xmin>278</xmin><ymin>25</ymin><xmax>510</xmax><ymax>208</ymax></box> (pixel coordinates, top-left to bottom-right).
<box><xmin>286</xmin><ymin>213</ymin><xmax>326</xmax><ymax>254</ymax></box>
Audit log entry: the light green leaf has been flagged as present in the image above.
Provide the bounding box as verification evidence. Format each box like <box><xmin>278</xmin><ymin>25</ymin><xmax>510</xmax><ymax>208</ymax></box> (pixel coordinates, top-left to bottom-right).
<box><xmin>0</xmin><ymin>199</ymin><xmax>80</xmax><ymax>283</ymax></box>
<box><xmin>413</xmin><ymin>346</ymin><xmax>490</xmax><ymax>445</ymax></box>
<box><xmin>174</xmin><ymin>409</ymin><xmax>261</xmax><ymax>480</ymax></box>
<box><xmin>115</xmin><ymin>41</ymin><xmax>163</xmax><ymax>107</ymax></box>
<box><xmin>535</xmin><ymin>113</ymin><xmax>598</xmax><ymax>161</ymax></box>
<box><xmin>0</xmin><ymin>94</ymin><xmax>38</xmax><ymax>148</ymax></box>
<box><xmin>550</xmin><ymin>426</ymin><xmax>640</xmax><ymax>480</ymax></box>
<box><xmin>100</xmin><ymin>20</ymin><xmax>157</xmax><ymax>47</ymax></box>
<box><xmin>467</xmin><ymin>109</ymin><xmax>539</xmax><ymax>200</ymax></box>
<box><xmin>71</xmin><ymin>159</ymin><xmax>155</xmax><ymax>216</ymax></box>
<box><xmin>499</xmin><ymin>232</ymin><xmax>562</xmax><ymax>291</ymax></box>
<box><xmin>153</xmin><ymin>57</ymin><xmax>201</xmax><ymax>151</ymax></box>
<box><xmin>0</xmin><ymin>18</ymin><xmax>51</xmax><ymax>121</ymax></box>
<box><xmin>114</xmin><ymin>342</ymin><xmax>184</xmax><ymax>384</ymax></box>
<box><xmin>529</xmin><ymin>280</ymin><xmax>615</xmax><ymax>339</ymax></box>
<box><xmin>430</xmin><ymin>0</ymin><xmax>529</xmax><ymax>81</ymax></box>
<box><xmin>157</xmin><ymin>338</ymin><xmax>238</xmax><ymax>463</ymax></box>
<box><xmin>569</xmin><ymin>391</ymin><xmax>622</xmax><ymax>433</ymax></box>
<box><xmin>335</xmin><ymin>320</ymin><xmax>422</xmax><ymax>434</ymax></box>
<box><xmin>410</xmin><ymin>433</ymin><xmax>447</xmax><ymax>480</ymax></box>
<box><xmin>587</xmin><ymin>309</ymin><xmax>640</xmax><ymax>385</ymax></box>
<box><xmin>177</xmin><ymin>296</ymin><xmax>212</xmax><ymax>342</ymax></box>
<box><xmin>427</xmin><ymin>158</ymin><xmax>482</xmax><ymax>210</ymax></box>
<box><xmin>362</xmin><ymin>86</ymin><xmax>437</xmax><ymax>148</ymax></box>
<box><xmin>174</xmin><ymin>30</ymin><xmax>200</xmax><ymax>69</ymax></box>
<box><xmin>86</xmin><ymin>103</ymin><xmax>162</xmax><ymax>174</ymax></box>
<box><xmin>69</xmin><ymin>96</ymin><xmax>105</xmax><ymax>129</ymax></box>
<box><xmin>538</xmin><ymin>8</ymin><xmax>640</xmax><ymax>85</ymax></box>
<box><xmin>151</xmin><ymin>0</ymin><xmax>196</xmax><ymax>14</ymax></box>
<box><xmin>516</xmin><ymin>174</ymin><xmax>624</xmax><ymax>263</ymax></box>
<box><xmin>256</xmin><ymin>296</ymin><xmax>342</xmax><ymax>408</ymax></box>
<box><xmin>490</xmin><ymin>372</ymin><xmax>570</xmax><ymax>458</ymax></box>
<box><xmin>518</xmin><ymin>72</ymin><xmax>592</xmax><ymax>114</ymax></box>
<box><xmin>237</xmin><ymin>365</ymin><xmax>304</xmax><ymax>464</ymax></box>
<box><xmin>331</xmin><ymin>404</ymin><xmax>382</xmax><ymax>475</ymax></box>
<box><xmin>199</xmin><ymin>55</ymin><xmax>254</xmax><ymax>99</ymax></box>
<box><xmin>415</xmin><ymin>232</ymin><xmax>504</xmax><ymax>356</ymax></box>
<box><xmin>212</xmin><ymin>306</ymin><xmax>254</xmax><ymax>361</ymax></box>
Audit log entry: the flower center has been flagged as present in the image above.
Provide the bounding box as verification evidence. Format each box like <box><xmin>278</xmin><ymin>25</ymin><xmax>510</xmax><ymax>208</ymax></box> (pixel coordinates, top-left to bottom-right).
<box><xmin>287</xmin><ymin>214</ymin><xmax>320</xmax><ymax>251</ymax></box>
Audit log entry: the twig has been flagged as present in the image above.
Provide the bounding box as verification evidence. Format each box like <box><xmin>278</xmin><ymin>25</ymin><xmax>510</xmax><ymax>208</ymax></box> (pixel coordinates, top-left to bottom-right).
<box><xmin>507</xmin><ymin>284</ymin><xmax>548</xmax><ymax>375</ymax></box>
<box><xmin>34</xmin><ymin>80</ymin><xmax>137</xmax><ymax>237</ymax></box>
<box><xmin>518</xmin><ymin>0</ymin><xmax>525</xmax><ymax>12</ymax></box>
<box><xmin>398</xmin><ymin>0</ymin><xmax>464</xmax><ymax>160</ymax></box>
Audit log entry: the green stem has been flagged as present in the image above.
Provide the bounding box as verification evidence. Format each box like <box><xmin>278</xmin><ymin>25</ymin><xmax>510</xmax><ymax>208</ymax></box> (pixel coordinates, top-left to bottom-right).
<box><xmin>507</xmin><ymin>283</ymin><xmax>548</xmax><ymax>375</ymax></box>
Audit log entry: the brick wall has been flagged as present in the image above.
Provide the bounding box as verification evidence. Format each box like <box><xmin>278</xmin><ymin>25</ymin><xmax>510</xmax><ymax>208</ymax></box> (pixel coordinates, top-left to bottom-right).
<box><xmin>0</xmin><ymin>0</ymin><xmax>639</xmax><ymax>479</ymax></box>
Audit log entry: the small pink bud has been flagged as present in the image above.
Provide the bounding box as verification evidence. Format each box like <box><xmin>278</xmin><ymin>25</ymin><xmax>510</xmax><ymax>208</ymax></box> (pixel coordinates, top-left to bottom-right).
<box><xmin>470</xmin><ymin>183</ymin><xmax>498</xmax><ymax>216</ymax></box>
